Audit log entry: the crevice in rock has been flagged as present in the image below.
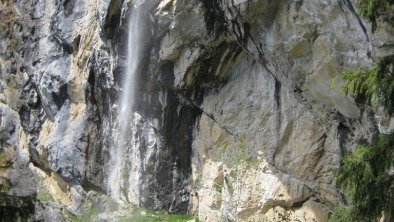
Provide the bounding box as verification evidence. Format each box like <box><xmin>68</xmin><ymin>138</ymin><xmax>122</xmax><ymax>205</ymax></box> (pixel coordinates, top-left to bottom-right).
<box><xmin>291</xmin><ymin>196</ymin><xmax>317</xmax><ymax>209</ymax></box>
<box><xmin>18</xmin><ymin>105</ymin><xmax>32</xmax><ymax>132</ymax></box>
<box><xmin>228</xmin><ymin>1</ymin><xmax>272</xmax><ymax>71</ymax></box>
<box><xmin>29</xmin><ymin>147</ymin><xmax>52</xmax><ymax>175</ymax></box>
<box><xmin>200</xmin><ymin>0</ymin><xmax>227</xmax><ymax>38</ymax></box>
<box><xmin>273</xmin><ymin>120</ymin><xmax>294</xmax><ymax>161</ymax></box>
<box><xmin>72</xmin><ymin>34</ymin><xmax>81</xmax><ymax>55</ymax></box>
<box><xmin>104</xmin><ymin>0</ymin><xmax>123</xmax><ymax>40</ymax></box>
<box><xmin>51</xmin><ymin>35</ymin><xmax>73</xmax><ymax>55</ymax></box>
<box><xmin>274</xmin><ymin>78</ymin><xmax>282</xmax><ymax>122</ymax></box>
<box><xmin>183</xmin><ymin>41</ymin><xmax>242</xmax><ymax>89</ymax></box>
<box><xmin>63</xmin><ymin>0</ymin><xmax>75</xmax><ymax>16</ymax></box>
<box><xmin>337</xmin><ymin>122</ymin><xmax>349</xmax><ymax>157</ymax></box>
<box><xmin>86</xmin><ymin>68</ymin><xmax>101</xmax><ymax>123</ymax></box>
<box><xmin>82</xmin><ymin>179</ymin><xmax>106</xmax><ymax>194</ymax></box>
<box><xmin>51</xmin><ymin>83</ymin><xmax>69</xmax><ymax>110</ymax></box>
<box><xmin>341</xmin><ymin>0</ymin><xmax>369</xmax><ymax>41</ymax></box>
<box><xmin>266</xmin><ymin>161</ymin><xmax>316</xmax><ymax>196</ymax></box>
<box><xmin>176</xmin><ymin>92</ymin><xmax>236</xmax><ymax>140</ymax></box>
<box><xmin>314</xmin><ymin>133</ymin><xmax>327</xmax><ymax>163</ymax></box>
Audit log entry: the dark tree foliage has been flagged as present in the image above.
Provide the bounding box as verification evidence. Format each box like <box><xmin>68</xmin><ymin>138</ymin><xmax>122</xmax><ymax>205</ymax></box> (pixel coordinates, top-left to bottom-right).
<box><xmin>332</xmin><ymin>1</ymin><xmax>394</xmax><ymax>221</ymax></box>
<box><xmin>332</xmin><ymin>133</ymin><xmax>394</xmax><ymax>221</ymax></box>
<box><xmin>342</xmin><ymin>55</ymin><xmax>394</xmax><ymax>114</ymax></box>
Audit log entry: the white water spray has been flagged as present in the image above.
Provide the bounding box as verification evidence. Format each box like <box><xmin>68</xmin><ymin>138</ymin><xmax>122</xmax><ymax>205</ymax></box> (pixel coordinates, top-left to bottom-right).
<box><xmin>108</xmin><ymin>6</ymin><xmax>144</xmax><ymax>202</ymax></box>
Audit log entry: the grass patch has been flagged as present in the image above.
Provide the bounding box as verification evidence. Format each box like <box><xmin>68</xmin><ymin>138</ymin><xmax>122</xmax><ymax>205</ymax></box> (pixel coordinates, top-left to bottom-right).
<box><xmin>36</xmin><ymin>191</ymin><xmax>54</xmax><ymax>202</ymax></box>
<box><xmin>71</xmin><ymin>206</ymin><xmax>198</xmax><ymax>222</ymax></box>
<box><xmin>328</xmin><ymin>207</ymin><xmax>354</xmax><ymax>222</ymax></box>
<box><xmin>71</xmin><ymin>206</ymin><xmax>100</xmax><ymax>222</ymax></box>
<box><xmin>120</xmin><ymin>208</ymin><xmax>197</xmax><ymax>222</ymax></box>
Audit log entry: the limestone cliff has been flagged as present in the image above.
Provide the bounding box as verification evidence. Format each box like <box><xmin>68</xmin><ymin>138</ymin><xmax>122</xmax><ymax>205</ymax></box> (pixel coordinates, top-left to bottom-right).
<box><xmin>0</xmin><ymin>0</ymin><xmax>393</xmax><ymax>221</ymax></box>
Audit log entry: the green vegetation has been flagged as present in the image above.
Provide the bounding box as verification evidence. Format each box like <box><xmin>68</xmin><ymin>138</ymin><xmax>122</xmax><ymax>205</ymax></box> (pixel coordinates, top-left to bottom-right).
<box><xmin>356</xmin><ymin>0</ymin><xmax>394</xmax><ymax>32</ymax></box>
<box><xmin>218</xmin><ymin>135</ymin><xmax>259</xmax><ymax>169</ymax></box>
<box><xmin>330</xmin><ymin>133</ymin><xmax>394</xmax><ymax>221</ymax></box>
<box><xmin>0</xmin><ymin>151</ymin><xmax>12</xmax><ymax>193</ymax></box>
<box><xmin>0</xmin><ymin>179</ymin><xmax>11</xmax><ymax>193</ymax></box>
<box><xmin>0</xmin><ymin>149</ymin><xmax>14</xmax><ymax>167</ymax></box>
<box><xmin>64</xmin><ymin>210</ymin><xmax>81</xmax><ymax>222</ymax></box>
<box><xmin>71</xmin><ymin>207</ymin><xmax>198</xmax><ymax>222</ymax></box>
<box><xmin>342</xmin><ymin>55</ymin><xmax>394</xmax><ymax>114</ymax></box>
<box><xmin>341</xmin><ymin>1</ymin><xmax>394</xmax><ymax>114</ymax></box>
<box><xmin>337</xmin><ymin>14</ymin><xmax>394</xmax><ymax>221</ymax></box>
<box><xmin>36</xmin><ymin>191</ymin><xmax>54</xmax><ymax>202</ymax></box>
<box><xmin>115</xmin><ymin>208</ymin><xmax>198</xmax><ymax>222</ymax></box>
<box><xmin>0</xmin><ymin>153</ymin><xmax>6</xmax><ymax>163</ymax></box>
<box><xmin>329</xmin><ymin>207</ymin><xmax>355</xmax><ymax>222</ymax></box>
<box><xmin>72</xmin><ymin>206</ymin><xmax>100</xmax><ymax>222</ymax></box>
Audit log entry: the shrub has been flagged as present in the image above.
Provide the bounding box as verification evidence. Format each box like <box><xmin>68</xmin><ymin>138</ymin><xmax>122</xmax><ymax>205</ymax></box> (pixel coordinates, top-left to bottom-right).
<box><xmin>329</xmin><ymin>207</ymin><xmax>355</xmax><ymax>222</ymax></box>
<box><xmin>342</xmin><ymin>55</ymin><xmax>394</xmax><ymax>114</ymax></box>
<box><xmin>333</xmin><ymin>133</ymin><xmax>394</xmax><ymax>221</ymax></box>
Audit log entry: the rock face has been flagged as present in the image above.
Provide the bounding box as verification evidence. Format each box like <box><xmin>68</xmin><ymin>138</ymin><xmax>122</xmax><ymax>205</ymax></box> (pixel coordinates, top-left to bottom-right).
<box><xmin>0</xmin><ymin>0</ymin><xmax>392</xmax><ymax>221</ymax></box>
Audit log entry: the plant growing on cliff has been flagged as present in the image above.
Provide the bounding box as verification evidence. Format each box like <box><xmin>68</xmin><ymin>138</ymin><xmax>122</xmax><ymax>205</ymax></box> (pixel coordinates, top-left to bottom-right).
<box><xmin>331</xmin><ymin>133</ymin><xmax>394</xmax><ymax>221</ymax></box>
<box><xmin>342</xmin><ymin>55</ymin><xmax>394</xmax><ymax>114</ymax></box>
<box><xmin>356</xmin><ymin>0</ymin><xmax>394</xmax><ymax>31</ymax></box>
<box><xmin>329</xmin><ymin>207</ymin><xmax>354</xmax><ymax>222</ymax></box>
<box><xmin>36</xmin><ymin>190</ymin><xmax>54</xmax><ymax>202</ymax></box>
<box><xmin>341</xmin><ymin>1</ymin><xmax>394</xmax><ymax>114</ymax></box>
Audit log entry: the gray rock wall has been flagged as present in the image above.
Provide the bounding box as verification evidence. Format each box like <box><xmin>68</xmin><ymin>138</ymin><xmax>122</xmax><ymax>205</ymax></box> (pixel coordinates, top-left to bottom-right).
<box><xmin>0</xmin><ymin>0</ymin><xmax>392</xmax><ymax>221</ymax></box>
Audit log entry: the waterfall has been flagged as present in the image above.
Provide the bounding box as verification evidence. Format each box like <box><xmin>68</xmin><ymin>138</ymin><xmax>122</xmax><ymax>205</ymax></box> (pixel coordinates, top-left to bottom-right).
<box><xmin>107</xmin><ymin>6</ymin><xmax>144</xmax><ymax>203</ymax></box>
<box><xmin>105</xmin><ymin>3</ymin><xmax>190</xmax><ymax>211</ymax></box>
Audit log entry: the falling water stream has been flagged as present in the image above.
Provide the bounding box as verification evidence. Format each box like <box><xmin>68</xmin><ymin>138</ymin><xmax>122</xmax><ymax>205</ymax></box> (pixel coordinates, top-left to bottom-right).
<box><xmin>106</xmin><ymin>3</ymin><xmax>190</xmax><ymax>211</ymax></box>
<box><xmin>108</xmin><ymin>6</ymin><xmax>144</xmax><ymax>203</ymax></box>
